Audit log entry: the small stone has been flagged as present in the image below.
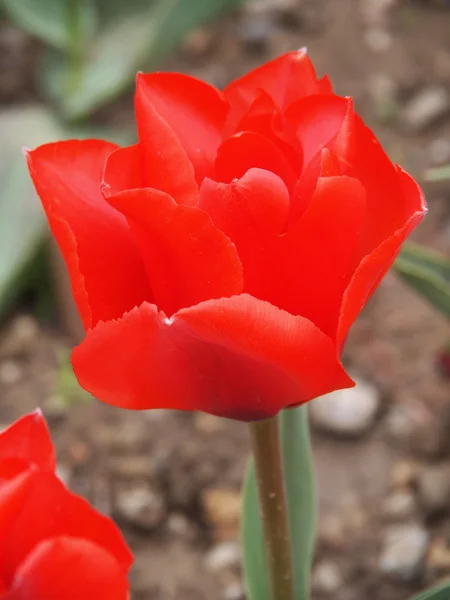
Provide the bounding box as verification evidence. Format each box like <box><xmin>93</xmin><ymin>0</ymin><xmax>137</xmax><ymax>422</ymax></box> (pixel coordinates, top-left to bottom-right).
<box><xmin>166</xmin><ymin>513</ymin><xmax>196</xmax><ymax>540</ymax></box>
<box><xmin>90</xmin><ymin>477</ymin><xmax>112</xmax><ymax>516</ymax></box>
<box><xmin>389</xmin><ymin>460</ymin><xmax>419</xmax><ymax>489</ymax></box>
<box><xmin>110</xmin><ymin>456</ymin><xmax>155</xmax><ymax>479</ymax></box>
<box><xmin>427</xmin><ymin>538</ymin><xmax>450</xmax><ymax>572</ymax></box>
<box><xmin>0</xmin><ymin>360</ymin><xmax>22</xmax><ymax>385</ymax></box>
<box><xmin>318</xmin><ymin>514</ymin><xmax>346</xmax><ymax>550</ymax></box>
<box><xmin>363</xmin><ymin>27</ymin><xmax>393</xmax><ymax>53</ymax></box>
<box><xmin>114</xmin><ymin>484</ymin><xmax>166</xmax><ymax>530</ymax></box>
<box><xmin>236</xmin><ymin>14</ymin><xmax>275</xmax><ymax>52</ymax></box>
<box><xmin>67</xmin><ymin>440</ymin><xmax>92</xmax><ymax>466</ymax></box>
<box><xmin>195</xmin><ymin>413</ymin><xmax>223</xmax><ymax>434</ymax></box>
<box><xmin>418</xmin><ymin>464</ymin><xmax>450</xmax><ymax>516</ymax></box>
<box><xmin>205</xmin><ymin>541</ymin><xmax>241</xmax><ymax>573</ymax></box>
<box><xmin>202</xmin><ymin>488</ymin><xmax>241</xmax><ymax>539</ymax></box>
<box><xmin>379</xmin><ymin>524</ymin><xmax>429</xmax><ymax>581</ymax></box>
<box><xmin>223</xmin><ymin>582</ymin><xmax>245</xmax><ymax>600</ymax></box>
<box><xmin>310</xmin><ymin>378</ymin><xmax>380</xmax><ymax>437</ymax></box>
<box><xmin>401</xmin><ymin>86</ymin><xmax>450</xmax><ymax>132</ymax></box>
<box><xmin>382</xmin><ymin>490</ymin><xmax>416</xmax><ymax>521</ymax></box>
<box><xmin>428</xmin><ymin>138</ymin><xmax>450</xmax><ymax>166</ymax></box>
<box><xmin>0</xmin><ymin>315</ymin><xmax>39</xmax><ymax>357</ymax></box>
<box><xmin>312</xmin><ymin>561</ymin><xmax>343</xmax><ymax>595</ymax></box>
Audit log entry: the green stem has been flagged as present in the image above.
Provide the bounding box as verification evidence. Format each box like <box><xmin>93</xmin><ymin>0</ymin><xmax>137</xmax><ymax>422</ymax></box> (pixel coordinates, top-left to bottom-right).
<box><xmin>248</xmin><ymin>416</ymin><xmax>295</xmax><ymax>600</ymax></box>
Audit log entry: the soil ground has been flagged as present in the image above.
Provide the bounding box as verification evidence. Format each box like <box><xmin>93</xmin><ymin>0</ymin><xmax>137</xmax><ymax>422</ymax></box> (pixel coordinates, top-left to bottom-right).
<box><xmin>1</xmin><ymin>0</ymin><xmax>450</xmax><ymax>598</ymax></box>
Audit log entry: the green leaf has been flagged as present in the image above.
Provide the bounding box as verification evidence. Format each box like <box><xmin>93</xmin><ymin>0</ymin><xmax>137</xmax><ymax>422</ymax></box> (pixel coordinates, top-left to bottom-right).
<box><xmin>0</xmin><ymin>106</ymin><xmax>66</xmax><ymax>315</ymax></box>
<box><xmin>43</xmin><ymin>0</ymin><xmax>243</xmax><ymax>119</ymax></box>
<box><xmin>280</xmin><ymin>406</ymin><xmax>316</xmax><ymax>600</ymax></box>
<box><xmin>393</xmin><ymin>242</ymin><xmax>450</xmax><ymax>319</ymax></box>
<box><xmin>424</xmin><ymin>164</ymin><xmax>450</xmax><ymax>182</ymax></box>
<box><xmin>1</xmin><ymin>0</ymin><xmax>96</xmax><ymax>49</ymax></box>
<box><xmin>241</xmin><ymin>406</ymin><xmax>316</xmax><ymax>600</ymax></box>
<box><xmin>409</xmin><ymin>581</ymin><xmax>450</xmax><ymax>600</ymax></box>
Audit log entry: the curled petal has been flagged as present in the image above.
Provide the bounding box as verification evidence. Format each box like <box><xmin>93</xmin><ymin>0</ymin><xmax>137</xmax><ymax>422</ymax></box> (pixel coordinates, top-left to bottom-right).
<box><xmin>0</xmin><ymin>411</ymin><xmax>54</xmax><ymax>482</ymax></box>
<box><xmin>7</xmin><ymin>537</ymin><xmax>129</xmax><ymax>600</ymax></box>
<box><xmin>136</xmin><ymin>73</ymin><xmax>229</xmax><ymax>184</ymax></box>
<box><xmin>215</xmin><ymin>132</ymin><xmax>297</xmax><ymax>193</ymax></box>
<box><xmin>105</xmin><ymin>188</ymin><xmax>243</xmax><ymax>315</ymax></box>
<box><xmin>26</xmin><ymin>140</ymin><xmax>151</xmax><ymax>329</ymax></box>
<box><xmin>72</xmin><ymin>295</ymin><xmax>353</xmax><ymax>421</ymax></box>
<box><xmin>199</xmin><ymin>169</ymin><xmax>289</xmax><ymax>293</ymax></box>
<box><xmin>135</xmin><ymin>74</ymin><xmax>198</xmax><ymax>205</ymax></box>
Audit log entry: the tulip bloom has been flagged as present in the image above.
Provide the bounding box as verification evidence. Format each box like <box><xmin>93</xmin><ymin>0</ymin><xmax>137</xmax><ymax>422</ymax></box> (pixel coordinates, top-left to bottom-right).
<box><xmin>27</xmin><ymin>51</ymin><xmax>426</xmax><ymax>421</ymax></box>
<box><xmin>0</xmin><ymin>412</ymin><xmax>132</xmax><ymax>599</ymax></box>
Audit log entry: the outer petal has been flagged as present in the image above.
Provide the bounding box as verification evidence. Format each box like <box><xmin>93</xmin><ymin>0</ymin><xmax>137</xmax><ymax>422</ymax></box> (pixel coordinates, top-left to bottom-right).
<box><xmin>136</xmin><ymin>72</ymin><xmax>229</xmax><ymax>184</ymax></box>
<box><xmin>104</xmin><ymin>187</ymin><xmax>243</xmax><ymax>316</ymax></box>
<box><xmin>215</xmin><ymin>132</ymin><xmax>297</xmax><ymax>194</ymax></box>
<box><xmin>337</xmin><ymin>168</ymin><xmax>426</xmax><ymax>344</ymax></box>
<box><xmin>224</xmin><ymin>50</ymin><xmax>331</xmax><ymax>131</ymax></box>
<box><xmin>333</xmin><ymin>108</ymin><xmax>424</xmax><ymax>257</ymax></box>
<box><xmin>0</xmin><ymin>411</ymin><xmax>54</xmax><ymax>482</ymax></box>
<box><xmin>26</xmin><ymin>140</ymin><xmax>151</xmax><ymax>329</ymax></box>
<box><xmin>8</xmin><ymin>537</ymin><xmax>129</xmax><ymax>600</ymax></box>
<box><xmin>0</xmin><ymin>471</ymin><xmax>132</xmax><ymax>585</ymax></box>
<box><xmin>264</xmin><ymin>175</ymin><xmax>367</xmax><ymax>338</ymax></box>
<box><xmin>198</xmin><ymin>169</ymin><xmax>290</xmax><ymax>293</ymax></box>
<box><xmin>71</xmin><ymin>295</ymin><xmax>353</xmax><ymax>421</ymax></box>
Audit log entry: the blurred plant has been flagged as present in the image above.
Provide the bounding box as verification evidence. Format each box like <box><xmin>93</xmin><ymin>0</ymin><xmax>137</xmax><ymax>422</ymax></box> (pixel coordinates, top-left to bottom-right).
<box><xmin>0</xmin><ymin>0</ymin><xmax>244</xmax><ymax>318</ymax></box>
<box><xmin>1</xmin><ymin>0</ymin><xmax>244</xmax><ymax>121</ymax></box>
<box><xmin>394</xmin><ymin>242</ymin><xmax>450</xmax><ymax>320</ymax></box>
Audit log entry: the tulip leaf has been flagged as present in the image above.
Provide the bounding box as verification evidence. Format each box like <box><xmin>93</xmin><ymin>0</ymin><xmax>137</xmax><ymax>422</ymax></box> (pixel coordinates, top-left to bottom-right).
<box><xmin>42</xmin><ymin>0</ymin><xmax>243</xmax><ymax>120</ymax></box>
<box><xmin>241</xmin><ymin>406</ymin><xmax>316</xmax><ymax>600</ymax></box>
<box><xmin>0</xmin><ymin>106</ymin><xmax>65</xmax><ymax>315</ymax></box>
<box><xmin>1</xmin><ymin>0</ymin><xmax>96</xmax><ymax>49</ymax></box>
<box><xmin>393</xmin><ymin>242</ymin><xmax>450</xmax><ymax>320</ymax></box>
<box><xmin>424</xmin><ymin>164</ymin><xmax>450</xmax><ymax>182</ymax></box>
<box><xmin>408</xmin><ymin>582</ymin><xmax>450</xmax><ymax>600</ymax></box>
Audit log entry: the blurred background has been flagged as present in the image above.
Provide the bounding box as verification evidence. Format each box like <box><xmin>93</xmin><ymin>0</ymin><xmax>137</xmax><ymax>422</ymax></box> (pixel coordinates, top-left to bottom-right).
<box><xmin>0</xmin><ymin>0</ymin><xmax>450</xmax><ymax>598</ymax></box>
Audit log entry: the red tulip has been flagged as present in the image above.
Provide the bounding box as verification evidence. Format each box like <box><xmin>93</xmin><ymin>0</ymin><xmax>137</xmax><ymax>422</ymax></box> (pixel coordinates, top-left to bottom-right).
<box><xmin>27</xmin><ymin>51</ymin><xmax>426</xmax><ymax>421</ymax></box>
<box><xmin>0</xmin><ymin>412</ymin><xmax>132</xmax><ymax>599</ymax></box>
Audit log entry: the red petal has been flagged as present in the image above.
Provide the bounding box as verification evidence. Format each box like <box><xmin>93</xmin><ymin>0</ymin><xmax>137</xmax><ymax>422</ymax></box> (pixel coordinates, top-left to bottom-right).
<box><xmin>336</xmin><ymin>114</ymin><xmax>423</xmax><ymax>256</ymax></box>
<box><xmin>72</xmin><ymin>295</ymin><xmax>353</xmax><ymax>421</ymax></box>
<box><xmin>8</xmin><ymin>537</ymin><xmax>129</xmax><ymax>600</ymax></box>
<box><xmin>232</xmin><ymin>90</ymin><xmax>302</xmax><ymax>173</ymax></box>
<box><xmin>337</xmin><ymin>168</ymin><xmax>426</xmax><ymax>343</ymax></box>
<box><xmin>285</xmin><ymin>94</ymin><xmax>348</xmax><ymax>169</ymax></box>
<box><xmin>136</xmin><ymin>73</ymin><xmax>228</xmax><ymax>184</ymax></box>
<box><xmin>215</xmin><ymin>132</ymin><xmax>297</xmax><ymax>194</ymax></box>
<box><xmin>102</xmin><ymin>144</ymin><xmax>143</xmax><ymax>195</ymax></box>
<box><xmin>104</xmin><ymin>188</ymin><xmax>243</xmax><ymax>315</ymax></box>
<box><xmin>224</xmin><ymin>50</ymin><xmax>330</xmax><ymax>131</ymax></box>
<box><xmin>0</xmin><ymin>471</ymin><xmax>132</xmax><ymax>585</ymax></box>
<box><xmin>26</xmin><ymin>140</ymin><xmax>151</xmax><ymax>329</ymax></box>
<box><xmin>0</xmin><ymin>411</ymin><xmax>54</xmax><ymax>482</ymax></box>
<box><xmin>264</xmin><ymin>175</ymin><xmax>367</xmax><ymax>338</ymax></box>
<box><xmin>135</xmin><ymin>74</ymin><xmax>200</xmax><ymax>204</ymax></box>
<box><xmin>198</xmin><ymin>169</ymin><xmax>289</xmax><ymax>293</ymax></box>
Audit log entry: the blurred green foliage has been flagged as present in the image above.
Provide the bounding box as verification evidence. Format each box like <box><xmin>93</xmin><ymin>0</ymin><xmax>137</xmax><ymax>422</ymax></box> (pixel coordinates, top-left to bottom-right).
<box><xmin>0</xmin><ymin>0</ymin><xmax>244</xmax><ymax>318</ymax></box>
<box><xmin>394</xmin><ymin>242</ymin><xmax>450</xmax><ymax>320</ymax></box>
<box><xmin>1</xmin><ymin>0</ymin><xmax>244</xmax><ymax>120</ymax></box>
